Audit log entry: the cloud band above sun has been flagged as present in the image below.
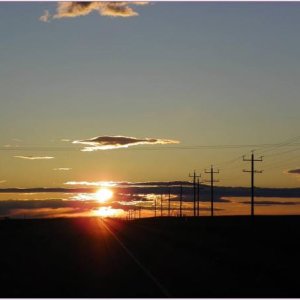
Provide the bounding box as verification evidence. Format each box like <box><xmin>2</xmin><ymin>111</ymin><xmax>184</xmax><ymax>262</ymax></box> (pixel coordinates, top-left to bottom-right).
<box><xmin>72</xmin><ymin>135</ymin><xmax>180</xmax><ymax>151</ymax></box>
<box><xmin>40</xmin><ymin>1</ymin><xmax>148</xmax><ymax>22</ymax></box>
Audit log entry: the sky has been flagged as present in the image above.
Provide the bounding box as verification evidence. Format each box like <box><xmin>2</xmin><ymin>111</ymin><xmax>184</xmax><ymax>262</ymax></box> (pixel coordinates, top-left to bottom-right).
<box><xmin>0</xmin><ymin>2</ymin><xmax>300</xmax><ymax>189</ymax></box>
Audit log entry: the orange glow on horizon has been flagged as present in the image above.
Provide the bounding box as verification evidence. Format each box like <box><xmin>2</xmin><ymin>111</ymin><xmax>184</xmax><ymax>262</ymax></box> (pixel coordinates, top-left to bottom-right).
<box><xmin>94</xmin><ymin>206</ymin><xmax>123</xmax><ymax>217</ymax></box>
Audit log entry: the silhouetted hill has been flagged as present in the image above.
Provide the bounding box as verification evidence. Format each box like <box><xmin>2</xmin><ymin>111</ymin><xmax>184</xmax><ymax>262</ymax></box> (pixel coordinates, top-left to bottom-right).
<box><xmin>0</xmin><ymin>216</ymin><xmax>300</xmax><ymax>297</ymax></box>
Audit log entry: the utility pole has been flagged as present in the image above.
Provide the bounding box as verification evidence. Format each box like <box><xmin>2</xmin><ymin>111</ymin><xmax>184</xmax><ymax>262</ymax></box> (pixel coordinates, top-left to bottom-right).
<box><xmin>189</xmin><ymin>171</ymin><xmax>201</xmax><ymax>217</ymax></box>
<box><xmin>160</xmin><ymin>194</ymin><xmax>163</xmax><ymax>217</ymax></box>
<box><xmin>179</xmin><ymin>184</ymin><xmax>183</xmax><ymax>217</ymax></box>
<box><xmin>204</xmin><ymin>166</ymin><xmax>220</xmax><ymax>217</ymax></box>
<box><xmin>196</xmin><ymin>177</ymin><xmax>200</xmax><ymax>217</ymax></box>
<box><xmin>154</xmin><ymin>197</ymin><xmax>157</xmax><ymax>218</ymax></box>
<box><xmin>168</xmin><ymin>184</ymin><xmax>171</xmax><ymax>217</ymax></box>
<box><xmin>243</xmin><ymin>151</ymin><xmax>263</xmax><ymax>216</ymax></box>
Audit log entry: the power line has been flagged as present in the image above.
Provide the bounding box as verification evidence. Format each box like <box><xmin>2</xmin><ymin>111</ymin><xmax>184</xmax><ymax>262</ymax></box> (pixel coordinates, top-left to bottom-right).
<box><xmin>256</xmin><ymin>135</ymin><xmax>300</xmax><ymax>155</ymax></box>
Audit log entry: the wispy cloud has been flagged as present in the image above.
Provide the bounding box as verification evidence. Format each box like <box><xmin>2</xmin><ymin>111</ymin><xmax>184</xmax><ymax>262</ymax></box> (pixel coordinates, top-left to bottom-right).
<box><xmin>65</xmin><ymin>181</ymin><xmax>116</xmax><ymax>187</ymax></box>
<box><xmin>39</xmin><ymin>10</ymin><xmax>51</xmax><ymax>22</ymax></box>
<box><xmin>0</xmin><ymin>180</ymin><xmax>6</xmax><ymax>184</ymax></box>
<box><xmin>40</xmin><ymin>2</ymin><xmax>148</xmax><ymax>22</ymax></box>
<box><xmin>73</xmin><ymin>135</ymin><xmax>180</xmax><ymax>151</ymax></box>
<box><xmin>53</xmin><ymin>168</ymin><xmax>72</xmax><ymax>171</ymax></box>
<box><xmin>13</xmin><ymin>156</ymin><xmax>54</xmax><ymax>160</ymax></box>
<box><xmin>241</xmin><ymin>200</ymin><xmax>298</xmax><ymax>206</ymax></box>
<box><xmin>285</xmin><ymin>168</ymin><xmax>300</xmax><ymax>181</ymax></box>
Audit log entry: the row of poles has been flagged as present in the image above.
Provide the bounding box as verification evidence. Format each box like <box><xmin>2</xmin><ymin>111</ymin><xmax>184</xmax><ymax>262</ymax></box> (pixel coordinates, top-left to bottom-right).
<box><xmin>127</xmin><ymin>151</ymin><xmax>263</xmax><ymax>220</ymax></box>
<box><xmin>188</xmin><ymin>152</ymin><xmax>263</xmax><ymax>217</ymax></box>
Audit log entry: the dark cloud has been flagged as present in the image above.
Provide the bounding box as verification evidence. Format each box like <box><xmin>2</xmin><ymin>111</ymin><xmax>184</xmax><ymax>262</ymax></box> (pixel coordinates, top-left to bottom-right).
<box><xmin>0</xmin><ymin>199</ymin><xmax>100</xmax><ymax>216</ymax></box>
<box><xmin>40</xmin><ymin>2</ymin><xmax>148</xmax><ymax>22</ymax></box>
<box><xmin>241</xmin><ymin>201</ymin><xmax>299</xmax><ymax>206</ymax></box>
<box><xmin>73</xmin><ymin>135</ymin><xmax>180</xmax><ymax>151</ymax></box>
<box><xmin>64</xmin><ymin>180</ymin><xmax>192</xmax><ymax>187</ymax></box>
<box><xmin>287</xmin><ymin>169</ymin><xmax>300</xmax><ymax>174</ymax></box>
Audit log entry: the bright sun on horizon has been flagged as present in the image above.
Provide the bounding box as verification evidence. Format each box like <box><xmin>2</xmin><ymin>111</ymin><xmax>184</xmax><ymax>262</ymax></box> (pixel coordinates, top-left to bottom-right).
<box><xmin>95</xmin><ymin>188</ymin><xmax>113</xmax><ymax>203</ymax></box>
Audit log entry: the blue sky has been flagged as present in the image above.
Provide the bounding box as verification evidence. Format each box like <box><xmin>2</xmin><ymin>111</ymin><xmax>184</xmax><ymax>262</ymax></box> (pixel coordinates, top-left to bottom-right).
<box><xmin>0</xmin><ymin>2</ymin><xmax>299</xmax><ymax>188</ymax></box>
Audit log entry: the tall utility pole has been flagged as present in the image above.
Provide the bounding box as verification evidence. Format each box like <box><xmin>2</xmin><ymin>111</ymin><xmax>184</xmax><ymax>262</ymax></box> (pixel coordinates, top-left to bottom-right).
<box><xmin>179</xmin><ymin>184</ymin><xmax>183</xmax><ymax>217</ymax></box>
<box><xmin>160</xmin><ymin>194</ymin><xmax>163</xmax><ymax>217</ymax></box>
<box><xmin>168</xmin><ymin>184</ymin><xmax>171</xmax><ymax>217</ymax></box>
<box><xmin>204</xmin><ymin>166</ymin><xmax>220</xmax><ymax>217</ymax></box>
<box><xmin>243</xmin><ymin>151</ymin><xmax>263</xmax><ymax>216</ymax></box>
<box><xmin>189</xmin><ymin>171</ymin><xmax>201</xmax><ymax>217</ymax></box>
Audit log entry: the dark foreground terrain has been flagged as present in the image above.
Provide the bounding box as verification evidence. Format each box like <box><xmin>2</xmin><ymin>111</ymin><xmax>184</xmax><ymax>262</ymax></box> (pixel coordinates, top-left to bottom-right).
<box><xmin>0</xmin><ymin>216</ymin><xmax>300</xmax><ymax>297</ymax></box>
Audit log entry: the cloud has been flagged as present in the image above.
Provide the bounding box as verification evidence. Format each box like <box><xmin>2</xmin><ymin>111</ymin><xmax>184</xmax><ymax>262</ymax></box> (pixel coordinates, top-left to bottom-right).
<box><xmin>40</xmin><ymin>2</ymin><xmax>148</xmax><ymax>22</ymax></box>
<box><xmin>285</xmin><ymin>168</ymin><xmax>300</xmax><ymax>181</ymax></box>
<box><xmin>65</xmin><ymin>181</ymin><xmax>116</xmax><ymax>187</ymax></box>
<box><xmin>241</xmin><ymin>200</ymin><xmax>298</xmax><ymax>206</ymax></box>
<box><xmin>287</xmin><ymin>168</ymin><xmax>300</xmax><ymax>175</ymax></box>
<box><xmin>64</xmin><ymin>181</ymin><xmax>191</xmax><ymax>187</ymax></box>
<box><xmin>13</xmin><ymin>156</ymin><xmax>54</xmax><ymax>160</ymax></box>
<box><xmin>0</xmin><ymin>199</ymin><xmax>100</xmax><ymax>217</ymax></box>
<box><xmin>0</xmin><ymin>180</ymin><xmax>6</xmax><ymax>184</ymax></box>
<box><xmin>53</xmin><ymin>168</ymin><xmax>72</xmax><ymax>171</ymax></box>
<box><xmin>73</xmin><ymin>135</ymin><xmax>180</xmax><ymax>151</ymax></box>
<box><xmin>39</xmin><ymin>10</ymin><xmax>51</xmax><ymax>22</ymax></box>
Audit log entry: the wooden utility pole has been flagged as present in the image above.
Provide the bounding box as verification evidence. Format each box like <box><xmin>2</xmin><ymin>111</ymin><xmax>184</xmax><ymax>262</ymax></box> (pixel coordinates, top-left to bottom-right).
<box><xmin>196</xmin><ymin>177</ymin><xmax>200</xmax><ymax>217</ymax></box>
<box><xmin>179</xmin><ymin>184</ymin><xmax>183</xmax><ymax>217</ymax></box>
<box><xmin>204</xmin><ymin>166</ymin><xmax>220</xmax><ymax>217</ymax></box>
<box><xmin>168</xmin><ymin>184</ymin><xmax>171</xmax><ymax>217</ymax></box>
<box><xmin>243</xmin><ymin>151</ymin><xmax>263</xmax><ymax>216</ymax></box>
<box><xmin>160</xmin><ymin>194</ymin><xmax>163</xmax><ymax>217</ymax></box>
<box><xmin>189</xmin><ymin>171</ymin><xmax>201</xmax><ymax>217</ymax></box>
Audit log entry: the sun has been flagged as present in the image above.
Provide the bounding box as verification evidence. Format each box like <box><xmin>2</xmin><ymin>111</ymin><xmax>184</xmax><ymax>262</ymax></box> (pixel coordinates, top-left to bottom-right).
<box><xmin>95</xmin><ymin>188</ymin><xmax>113</xmax><ymax>203</ymax></box>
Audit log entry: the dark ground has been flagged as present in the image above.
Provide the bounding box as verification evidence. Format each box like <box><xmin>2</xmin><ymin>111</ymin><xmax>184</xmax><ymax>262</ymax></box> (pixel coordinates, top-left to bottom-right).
<box><xmin>0</xmin><ymin>216</ymin><xmax>300</xmax><ymax>297</ymax></box>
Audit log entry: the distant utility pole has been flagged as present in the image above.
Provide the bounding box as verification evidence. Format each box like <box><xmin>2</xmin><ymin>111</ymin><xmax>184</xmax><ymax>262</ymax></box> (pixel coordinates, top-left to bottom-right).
<box><xmin>160</xmin><ymin>194</ymin><xmax>163</xmax><ymax>217</ymax></box>
<box><xmin>204</xmin><ymin>166</ymin><xmax>220</xmax><ymax>217</ymax></box>
<box><xmin>179</xmin><ymin>184</ymin><xmax>183</xmax><ymax>217</ymax></box>
<box><xmin>168</xmin><ymin>184</ymin><xmax>171</xmax><ymax>217</ymax></box>
<box><xmin>189</xmin><ymin>171</ymin><xmax>201</xmax><ymax>217</ymax></box>
<box><xmin>243</xmin><ymin>151</ymin><xmax>263</xmax><ymax>216</ymax></box>
<box><xmin>196</xmin><ymin>177</ymin><xmax>201</xmax><ymax>217</ymax></box>
<box><xmin>154</xmin><ymin>197</ymin><xmax>157</xmax><ymax>218</ymax></box>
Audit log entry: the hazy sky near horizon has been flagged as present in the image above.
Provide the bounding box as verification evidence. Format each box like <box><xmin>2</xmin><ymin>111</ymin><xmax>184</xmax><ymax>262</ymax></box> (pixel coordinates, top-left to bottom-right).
<box><xmin>0</xmin><ymin>2</ymin><xmax>300</xmax><ymax>188</ymax></box>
